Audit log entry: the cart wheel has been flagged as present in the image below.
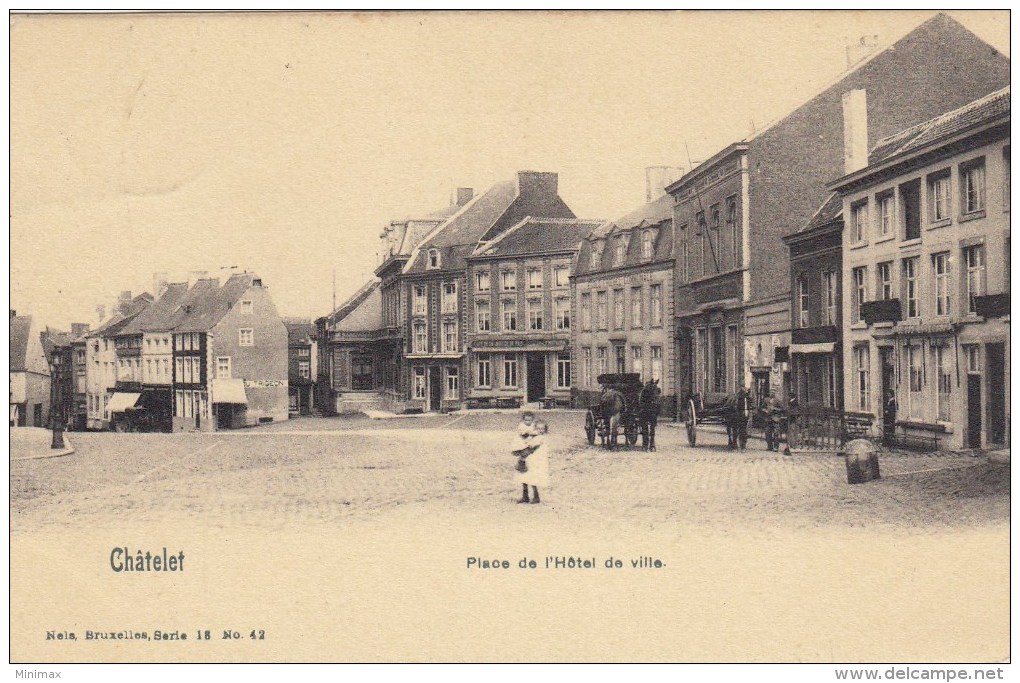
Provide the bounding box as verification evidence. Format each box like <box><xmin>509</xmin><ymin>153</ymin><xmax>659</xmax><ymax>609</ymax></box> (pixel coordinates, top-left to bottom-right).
<box><xmin>625</xmin><ymin>423</ymin><xmax>638</xmax><ymax>446</ymax></box>
<box><xmin>685</xmin><ymin>399</ymin><xmax>697</xmax><ymax>447</ymax></box>
<box><xmin>585</xmin><ymin>411</ymin><xmax>596</xmax><ymax>445</ymax></box>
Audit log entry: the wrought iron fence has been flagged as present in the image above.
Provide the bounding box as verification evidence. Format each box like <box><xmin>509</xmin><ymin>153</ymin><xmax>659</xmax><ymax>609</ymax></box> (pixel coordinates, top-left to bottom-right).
<box><xmin>785</xmin><ymin>406</ymin><xmax>876</xmax><ymax>451</ymax></box>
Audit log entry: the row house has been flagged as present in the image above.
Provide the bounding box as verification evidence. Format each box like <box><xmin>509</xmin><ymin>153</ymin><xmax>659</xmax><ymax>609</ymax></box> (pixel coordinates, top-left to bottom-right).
<box><xmin>782</xmin><ymin>194</ymin><xmax>844</xmax><ymax>411</ymax></box>
<box><xmin>465</xmin><ymin>216</ymin><xmax>601</xmax><ymax>407</ymax></box>
<box><xmin>9</xmin><ymin>312</ymin><xmax>52</xmax><ymax>427</ymax></box>
<box><xmin>284</xmin><ymin>318</ymin><xmax>317</xmax><ymax>415</ymax></box>
<box><xmin>573</xmin><ymin>194</ymin><xmax>676</xmax><ymax>413</ymax></box>
<box><xmin>669</xmin><ymin>13</ymin><xmax>1009</xmax><ymax>410</ymax></box>
<box><xmin>831</xmin><ymin>86</ymin><xmax>1009</xmax><ymax>451</ymax></box>
<box><xmin>399</xmin><ymin>171</ymin><xmax>578</xmax><ymax>411</ymax></box>
<box><xmin>67</xmin><ymin>325</ymin><xmax>90</xmax><ymax>430</ymax></box>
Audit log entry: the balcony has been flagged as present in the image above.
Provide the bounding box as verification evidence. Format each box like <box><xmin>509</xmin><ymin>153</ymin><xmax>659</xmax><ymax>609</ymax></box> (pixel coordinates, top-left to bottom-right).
<box><xmin>974</xmin><ymin>293</ymin><xmax>1010</xmax><ymax>319</ymax></box>
<box><xmin>861</xmin><ymin>299</ymin><xmax>902</xmax><ymax>325</ymax></box>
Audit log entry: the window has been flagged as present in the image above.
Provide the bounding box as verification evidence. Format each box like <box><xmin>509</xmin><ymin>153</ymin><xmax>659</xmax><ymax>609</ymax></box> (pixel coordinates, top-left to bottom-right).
<box><xmin>554</xmin><ymin>266</ymin><xmax>569</xmax><ymax>288</ymax></box>
<box><xmin>877</xmin><ymin>193</ymin><xmax>893</xmax><ymax>237</ymax></box>
<box><xmin>501</xmin><ymin>270</ymin><xmax>516</xmax><ymax>292</ymax></box>
<box><xmin>697</xmin><ymin>211</ymin><xmax>709</xmax><ymax>276</ymax></box>
<box><xmin>935</xmin><ymin>345</ymin><xmax>951</xmax><ymax>423</ymax></box>
<box><xmin>710</xmin><ymin>326</ymin><xmax>725</xmax><ymax>393</ymax></box>
<box><xmin>907</xmin><ymin>344</ymin><xmax>924</xmax><ymax>420</ymax></box>
<box><xmin>631</xmin><ymin>346</ymin><xmax>643</xmax><ymax>378</ymax></box>
<box><xmin>630</xmin><ymin>286</ymin><xmax>643</xmax><ymax>328</ymax></box>
<box><xmin>797</xmin><ymin>277</ymin><xmax>809</xmax><ymax>328</ymax></box>
<box><xmin>527</xmin><ymin>269</ymin><xmax>542</xmax><ymax>290</ymax></box>
<box><xmin>928</xmin><ymin>171</ymin><xmax>951</xmax><ymax>222</ymax></box>
<box><xmin>964</xmin><ymin>245</ymin><xmax>986</xmax><ymax>315</ymax></box>
<box><xmin>554</xmin><ymin>298</ymin><xmax>570</xmax><ymax>331</ymax></box>
<box><xmin>641</xmin><ymin>230</ymin><xmax>654</xmax><ymax>260</ymax></box>
<box><xmin>556</xmin><ymin>354</ymin><xmax>571</xmax><ymax>389</ymax></box>
<box><xmin>649</xmin><ymin>284</ymin><xmax>662</xmax><ymax>327</ymax></box>
<box><xmin>413</xmin><ymin>285</ymin><xmax>426</xmax><ymax>315</ymax></box>
<box><xmin>596</xmin><ymin>291</ymin><xmax>608</xmax><ymax>330</ymax></box>
<box><xmin>476</xmin><ymin>271</ymin><xmax>490</xmax><ymax>292</ymax></box>
<box><xmin>854</xmin><ymin>345</ymin><xmax>870</xmax><ymax>411</ymax></box>
<box><xmin>614</xmin><ymin>346</ymin><xmax>626</xmax><ymax>374</ymax></box>
<box><xmin>413</xmin><ymin>322</ymin><xmax>427</xmax><ymax>353</ymax></box>
<box><xmin>851</xmin><ymin>267</ymin><xmax>867</xmax><ymax>324</ymax></box>
<box><xmin>477</xmin><ymin>354</ymin><xmax>491</xmax><ymax>387</ymax></box>
<box><xmin>932</xmin><ymin>252</ymin><xmax>952</xmax><ymax>316</ymax></box>
<box><xmin>581</xmin><ymin>348</ymin><xmax>592</xmax><ymax>387</ymax></box>
<box><xmin>679</xmin><ymin>226</ymin><xmax>689</xmax><ymax>283</ymax></box>
<box><xmin>710</xmin><ymin>204</ymin><xmax>721</xmax><ymax>267</ymax></box>
<box><xmin>580</xmin><ymin>292</ymin><xmax>592</xmax><ymax>331</ymax></box>
<box><xmin>427</xmin><ymin>249</ymin><xmax>441</xmax><ymax>269</ymax></box>
<box><xmin>442</xmin><ymin>282</ymin><xmax>458</xmax><ymax>313</ymax></box>
<box><xmin>413</xmin><ymin>367</ymin><xmax>427</xmax><ymax>399</ymax></box>
<box><xmin>240</xmin><ymin>300</ymin><xmax>253</xmax><ymax>315</ymax></box>
<box><xmin>503</xmin><ymin>357</ymin><xmax>518</xmax><ymax>387</ymax></box>
<box><xmin>527</xmin><ymin>299</ymin><xmax>543</xmax><ymax>331</ymax></box>
<box><xmin>851</xmin><ymin>201</ymin><xmax>868</xmax><ymax>243</ymax></box>
<box><xmin>239</xmin><ymin>328</ymin><xmax>254</xmax><ymax>346</ymax></box>
<box><xmin>964</xmin><ymin>345</ymin><xmax>980</xmax><ymax>373</ymax></box>
<box><xmin>727</xmin><ymin>199</ymin><xmax>738</xmax><ymax>267</ymax></box>
<box><xmin>476</xmin><ymin>300</ymin><xmax>491</xmax><ymax>332</ymax></box>
<box><xmin>824</xmin><ymin>356</ymin><xmax>836</xmax><ymax>408</ymax></box>
<box><xmin>877</xmin><ymin>262</ymin><xmax>893</xmax><ymax>301</ymax></box>
<box><xmin>901</xmin><ymin>179</ymin><xmax>921</xmax><ymax>240</ymax></box>
<box><xmin>298</xmin><ymin>360</ymin><xmax>310</xmax><ymax>379</ymax></box>
<box><xmin>823</xmin><ymin>271</ymin><xmax>837</xmax><ymax>324</ymax></box>
<box><xmin>589</xmin><ymin>244</ymin><xmax>602</xmax><ymax>270</ymax></box>
<box><xmin>442</xmin><ymin>321</ymin><xmax>457</xmax><ymax>352</ymax></box>
<box><xmin>297</xmin><ymin>347</ymin><xmax>310</xmax><ymax>357</ymax></box>
<box><xmin>650</xmin><ymin>346</ymin><xmax>662</xmax><ymax>382</ymax></box>
<box><xmin>596</xmin><ymin>347</ymin><xmax>607</xmax><ymax>376</ymax></box>
<box><xmin>614</xmin><ymin>235</ymin><xmax>627</xmax><ymax>266</ymax></box>
<box><xmin>612</xmin><ymin>289</ymin><xmax>624</xmax><ymax>330</ymax></box>
<box><xmin>726</xmin><ymin>324</ymin><xmax>738</xmax><ymax>393</ymax></box>
<box><xmin>446</xmin><ymin>367</ymin><xmax>459</xmax><ymax>399</ymax></box>
<box><xmin>903</xmin><ymin>257</ymin><xmax>920</xmax><ymax>319</ymax></box>
<box><xmin>502</xmin><ymin>300</ymin><xmax>517</xmax><ymax>332</ymax></box>
<box><xmin>960</xmin><ymin>159</ymin><xmax>985</xmax><ymax>214</ymax></box>
<box><xmin>694</xmin><ymin>328</ymin><xmax>707</xmax><ymax>395</ymax></box>
<box><xmin>216</xmin><ymin>356</ymin><xmax>231</xmax><ymax>379</ymax></box>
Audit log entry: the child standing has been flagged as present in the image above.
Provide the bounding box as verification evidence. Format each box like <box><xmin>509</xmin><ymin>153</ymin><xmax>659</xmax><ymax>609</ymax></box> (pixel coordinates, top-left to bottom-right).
<box><xmin>514</xmin><ymin>420</ymin><xmax>551</xmax><ymax>504</ymax></box>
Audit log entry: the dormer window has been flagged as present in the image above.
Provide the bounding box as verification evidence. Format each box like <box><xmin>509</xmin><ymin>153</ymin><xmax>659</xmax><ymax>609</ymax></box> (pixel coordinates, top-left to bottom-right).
<box><xmin>427</xmin><ymin>249</ymin><xmax>441</xmax><ymax>269</ymax></box>
<box><xmin>613</xmin><ymin>235</ymin><xmax>627</xmax><ymax>266</ymax></box>
<box><xmin>589</xmin><ymin>243</ymin><xmax>603</xmax><ymax>270</ymax></box>
<box><xmin>641</xmin><ymin>230</ymin><xmax>654</xmax><ymax>260</ymax></box>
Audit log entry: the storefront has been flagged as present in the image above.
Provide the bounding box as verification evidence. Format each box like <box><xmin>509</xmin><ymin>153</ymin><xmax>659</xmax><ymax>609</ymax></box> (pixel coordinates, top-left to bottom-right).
<box><xmin>466</xmin><ymin>337</ymin><xmax>570</xmax><ymax>407</ymax></box>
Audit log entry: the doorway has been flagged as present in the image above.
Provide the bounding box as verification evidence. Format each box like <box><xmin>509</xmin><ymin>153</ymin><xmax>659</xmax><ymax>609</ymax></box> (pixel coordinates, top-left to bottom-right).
<box><xmin>526</xmin><ymin>353</ymin><xmax>546</xmax><ymax>402</ymax></box>
<box><xmin>428</xmin><ymin>366</ymin><xmax>442</xmax><ymax>411</ymax></box>
<box><xmin>967</xmin><ymin>373</ymin><xmax>982</xmax><ymax>449</ymax></box>
<box><xmin>986</xmin><ymin>343</ymin><xmax>1005</xmax><ymax>445</ymax></box>
<box><xmin>880</xmin><ymin>347</ymin><xmax>896</xmax><ymax>443</ymax></box>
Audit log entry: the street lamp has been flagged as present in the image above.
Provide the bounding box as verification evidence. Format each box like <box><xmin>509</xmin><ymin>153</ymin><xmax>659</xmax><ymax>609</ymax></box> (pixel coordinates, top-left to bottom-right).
<box><xmin>48</xmin><ymin>351</ymin><xmax>65</xmax><ymax>450</ymax></box>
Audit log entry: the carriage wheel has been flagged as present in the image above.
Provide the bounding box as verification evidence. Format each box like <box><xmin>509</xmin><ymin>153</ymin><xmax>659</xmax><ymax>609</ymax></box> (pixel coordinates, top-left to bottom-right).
<box><xmin>624</xmin><ymin>422</ymin><xmax>639</xmax><ymax>446</ymax></box>
<box><xmin>585</xmin><ymin>411</ymin><xmax>596</xmax><ymax>446</ymax></box>
<box><xmin>685</xmin><ymin>399</ymin><xmax>697</xmax><ymax>447</ymax></box>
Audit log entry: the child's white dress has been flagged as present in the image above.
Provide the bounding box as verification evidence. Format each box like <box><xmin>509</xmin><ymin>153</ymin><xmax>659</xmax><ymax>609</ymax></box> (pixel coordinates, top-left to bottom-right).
<box><xmin>515</xmin><ymin>435</ymin><xmax>550</xmax><ymax>489</ymax></box>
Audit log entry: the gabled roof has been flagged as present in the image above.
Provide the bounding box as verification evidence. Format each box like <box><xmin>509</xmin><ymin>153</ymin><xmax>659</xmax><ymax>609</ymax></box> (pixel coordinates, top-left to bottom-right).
<box><xmin>284</xmin><ymin>319</ymin><xmax>316</xmax><ymax>345</ymax></box>
<box><xmin>471</xmin><ymin>217</ymin><xmax>603</xmax><ymax>258</ymax></box>
<box><xmin>868</xmin><ymin>86</ymin><xmax>1010</xmax><ymax>165</ymax></box>
<box><xmin>175</xmin><ymin>273</ymin><xmax>258</xmax><ymax>333</ymax></box>
<box><xmin>332</xmin><ymin>284</ymin><xmax>382</xmax><ymax>333</ymax></box>
<box><xmin>10</xmin><ymin>315</ymin><xmax>33</xmax><ymax>371</ymax></box>
<box><xmin>322</xmin><ymin>280</ymin><xmax>380</xmax><ymax>329</ymax></box>
<box><xmin>796</xmin><ymin>192</ymin><xmax>844</xmax><ymax>235</ymax></box>
<box><xmin>87</xmin><ymin>294</ymin><xmax>155</xmax><ymax>338</ymax></box>
<box><xmin>40</xmin><ymin>329</ymin><xmax>72</xmax><ymax>358</ymax></box>
<box><xmin>117</xmin><ymin>282</ymin><xmax>190</xmax><ymax>335</ymax></box>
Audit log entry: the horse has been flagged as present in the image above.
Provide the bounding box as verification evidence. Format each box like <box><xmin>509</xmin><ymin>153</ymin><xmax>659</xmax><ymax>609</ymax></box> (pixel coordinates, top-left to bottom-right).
<box><xmin>724</xmin><ymin>388</ymin><xmax>753</xmax><ymax>451</ymax></box>
<box><xmin>599</xmin><ymin>388</ymin><xmax>626</xmax><ymax>450</ymax></box>
<box><xmin>637</xmin><ymin>380</ymin><xmax>662</xmax><ymax>451</ymax></box>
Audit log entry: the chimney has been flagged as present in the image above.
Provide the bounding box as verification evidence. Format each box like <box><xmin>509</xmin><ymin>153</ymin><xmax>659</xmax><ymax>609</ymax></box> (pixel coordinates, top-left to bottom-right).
<box><xmin>96</xmin><ymin>304</ymin><xmax>106</xmax><ymax>322</ymax></box>
<box><xmin>516</xmin><ymin>171</ymin><xmax>558</xmax><ymax>200</ymax></box>
<box><xmin>842</xmin><ymin>89</ymin><xmax>869</xmax><ymax>174</ymax></box>
<box><xmin>455</xmin><ymin>188</ymin><xmax>474</xmax><ymax>207</ymax></box>
<box><xmin>645</xmin><ymin>166</ymin><xmax>685</xmax><ymax>203</ymax></box>
<box><xmin>71</xmin><ymin>323</ymin><xmax>90</xmax><ymax>338</ymax></box>
<box><xmin>152</xmin><ymin>272</ymin><xmax>169</xmax><ymax>298</ymax></box>
<box><xmin>119</xmin><ymin>290</ymin><xmax>132</xmax><ymax>303</ymax></box>
<box><xmin>188</xmin><ymin>270</ymin><xmax>209</xmax><ymax>288</ymax></box>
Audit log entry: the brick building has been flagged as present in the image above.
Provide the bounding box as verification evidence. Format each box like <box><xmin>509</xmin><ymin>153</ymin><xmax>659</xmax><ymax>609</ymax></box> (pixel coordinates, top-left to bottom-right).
<box><xmin>573</xmin><ymin>194</ymin><xmax>675</xmax><ymax>412</ymax></box>
<box><xmin>669</xmin><ymin>13</ymin><xmax>1010</xmax><ymax>410</ymax></box>
<box><xmin>464</xmin><ymin>216</ymin><xmax>600</xmax><ymax>407</ymax></box>
<box><xmin>831</xmin><ymin>86</ymin><xmax>1009</xmax><ymax>451</ymax></box>
<box><xmin>284</xmin><ymin>319</ymin><xmax>317</xmax><ymax>416</ymax></box>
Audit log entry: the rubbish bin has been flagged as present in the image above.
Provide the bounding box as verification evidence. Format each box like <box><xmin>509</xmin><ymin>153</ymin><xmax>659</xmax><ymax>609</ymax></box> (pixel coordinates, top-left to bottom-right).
<box><xmin>843</xmin><ymin>438</ymin><xmax>880</xmax><ymax>484</ymax></box>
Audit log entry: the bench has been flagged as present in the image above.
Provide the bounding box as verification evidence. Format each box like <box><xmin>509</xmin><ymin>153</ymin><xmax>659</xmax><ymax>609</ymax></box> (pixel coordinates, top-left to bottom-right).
<box><xmin>538</xmin><ymin>397</ymin><xmax>558</xmax><ymax>410</ymax></box>
<box><xmin>889</xmin><ymin>421</ymin><xmax>943</xmax><ymax>452</ymax></box>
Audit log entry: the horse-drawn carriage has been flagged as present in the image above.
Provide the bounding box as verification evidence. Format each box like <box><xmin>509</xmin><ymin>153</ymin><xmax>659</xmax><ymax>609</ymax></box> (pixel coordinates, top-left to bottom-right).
<box><xmin>681</xmin><ymin>389</ymin><xmax>752</xmax><ymax>449</ymax></box>
<box><xmin>584</xmin><ymin>373</ymin><xmax>661</xmax><ymax>450</ymax></box>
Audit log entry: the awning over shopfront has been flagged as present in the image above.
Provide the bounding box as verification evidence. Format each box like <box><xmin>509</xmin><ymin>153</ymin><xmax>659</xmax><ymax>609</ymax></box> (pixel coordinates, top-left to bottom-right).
<box><xmin>107</xmin><ymin>392</ymin><xmax>142</xmax><ymax>413</ymax></box>
<box><xmin>789</xmin><ymin>342</ymin><xmax>836</xmax><ymax>354</ymax></box>
<box><xmin>211</xmin><ymin>378</ymin><xmax>248</xmax><ymax>404</ymax></box>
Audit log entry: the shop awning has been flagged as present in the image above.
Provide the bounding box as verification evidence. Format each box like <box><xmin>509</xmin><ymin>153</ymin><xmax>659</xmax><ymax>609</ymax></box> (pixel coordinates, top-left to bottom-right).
<box><xmin>789</xmin><ymin>342</ymin><xmax>836</xmax><ymax>354</ymax></box>
<box><xmin>211</xmin><ymin>378</ymin><xmax>248</xmax><ymax>404</ymax></box>
<box><xmin>107</xmin><ymin>392</ymin><xmax>142</xmax><ymax>413</ymax></box>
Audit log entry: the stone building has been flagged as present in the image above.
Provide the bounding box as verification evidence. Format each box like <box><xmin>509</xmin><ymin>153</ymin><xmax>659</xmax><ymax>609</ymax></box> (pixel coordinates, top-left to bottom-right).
<box><xmin>831</xmin><ymin>86</ymin><xmax>1009</xmax><ymax>451</ymax></box>
<box><xmin>10</xmin><ymin>312</ymin><xmax>51</xmax><ymax>427</ymax></box>
<box><xmin>284</xmin><ymin>318</ymin><xmax>317</xmax><ymax>416</ymax></box>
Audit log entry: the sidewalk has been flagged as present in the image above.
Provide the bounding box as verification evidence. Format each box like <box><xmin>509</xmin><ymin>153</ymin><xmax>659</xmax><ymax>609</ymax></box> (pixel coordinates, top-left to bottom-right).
<box><xmin>10</xmin><ymin>427</ymin><xmax>75</xmax><ymax>460</ymax></box>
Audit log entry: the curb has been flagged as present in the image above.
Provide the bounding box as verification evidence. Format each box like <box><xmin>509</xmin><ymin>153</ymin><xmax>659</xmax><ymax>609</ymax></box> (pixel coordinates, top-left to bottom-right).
<box><xmin>11</xmin><ymin>434</ymin><xmax>75</xmax><ymax>461</ymax></box>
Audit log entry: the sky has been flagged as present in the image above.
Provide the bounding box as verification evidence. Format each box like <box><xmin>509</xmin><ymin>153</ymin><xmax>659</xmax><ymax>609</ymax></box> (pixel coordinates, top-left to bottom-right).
<box><xmin>8</xmin><ymin>10</ymin><xmax>1010</xmax><ymax>330</ymax></box>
